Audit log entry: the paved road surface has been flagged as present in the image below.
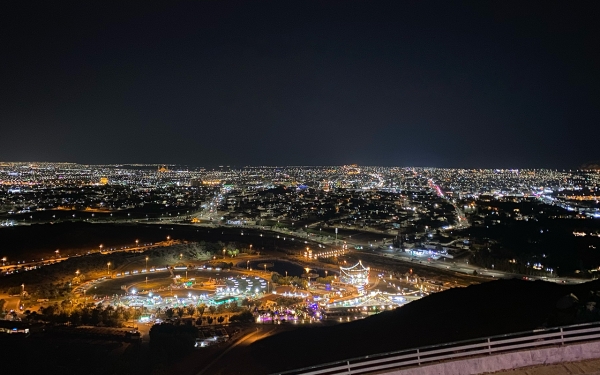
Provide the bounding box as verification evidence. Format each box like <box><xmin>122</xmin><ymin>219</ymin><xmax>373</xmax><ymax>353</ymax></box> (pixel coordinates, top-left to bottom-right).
<box><xmin>196</xmin><ymin>325</ymin><xmax>279</xmax><ymax>375</ymax></box>
<box><xmin>0</xmin><ymin>295</ymin><xmax>21</xmax><ymax>311</ymax></box>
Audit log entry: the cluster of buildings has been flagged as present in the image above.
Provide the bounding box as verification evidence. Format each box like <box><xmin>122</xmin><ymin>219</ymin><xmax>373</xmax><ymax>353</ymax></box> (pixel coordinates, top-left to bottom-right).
<box><xmin>0</xmin><ymin>162</ymin><xmax>597</xmax><ymax>246</ymax></box>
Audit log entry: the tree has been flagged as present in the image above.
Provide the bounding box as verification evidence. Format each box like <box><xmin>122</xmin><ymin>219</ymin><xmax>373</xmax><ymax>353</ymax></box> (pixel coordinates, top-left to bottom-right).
<box><xmin>226</xmin><ymin>301</ymin><xmax>241</xmax><ymax>313</ymax></box>
<box><xmin>207</xmin><ymin>316</ymin><xmax>213</xmax><ymax>325</ymax></box>
<box><xmin>217</xmin><ymin>316</ymin><xmax>224</xmax><ymax>324</ymax></box>
<box><xmin>196</xmin><ymin>304</ymin><xmax>205</xmax><ymax>318</ymax></box>
<box><xmin>177</xmin><ymin>307</ymin><xmax>184</xmax><ymax>319</ymax></box>
<box><xmin>165</xmin><ymin>308</ymin><xmax>175</xmax><ymax>319</ymax></box>
<box><xmin>208</xmin><ymin>305</ymin><xmax>216</xmax><ymax>314</ymax></box>
<box><xmin>230</xmin><ymin>311</ymin><xmax>254</xmax><ymax>323</ymax></box>
<box><xmin>186</xmin><ymin>305</ymin><xmax>196</xmax><ymax>317</ymax></box>
<box><xmin>69</xmin><ymin>311</ymin><xmax>81</xmax><ymax>325</ymax></box>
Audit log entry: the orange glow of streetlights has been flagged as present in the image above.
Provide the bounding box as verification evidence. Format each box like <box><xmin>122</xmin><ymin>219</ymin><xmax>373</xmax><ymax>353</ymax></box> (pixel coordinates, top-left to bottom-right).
<box><xmin>107</xmin><ymin>262</ymin><xmax>111</xmax><ymax>275</ymax></box>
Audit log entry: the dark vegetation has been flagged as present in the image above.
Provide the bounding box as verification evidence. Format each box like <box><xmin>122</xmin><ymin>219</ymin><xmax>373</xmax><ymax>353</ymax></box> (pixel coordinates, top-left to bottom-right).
<box><xmin>0</xmin><ymin>221</ymin><xmax>310</xmax><ymax>261</ymax></box>
<box><xmin>251</xmin><ymin>278</ymin><xmax>600</xmax><ymax>373</ymax></box>
<box><xmin>24</xmin><ymin>302</ymin><xmax>140</xmax><ymax>327</ymax></box>
<box><xmin>460</xmin><ymin>199</ymin><xmax>600</xmax><ymax>276</ymax></box>
<box><xmin>0</xmin><ymin>337</ymin><xmax>130</xmax><ymax>375</ymax></box>
<box><xmin>149</xmin><ymin>323</ymin><xmax>198</xmax><ymax>360</ymax></box>
<box><xmin>1</xmin><ymin>222</ymin><xmax>169</xmax><ymax>260</ymax></box>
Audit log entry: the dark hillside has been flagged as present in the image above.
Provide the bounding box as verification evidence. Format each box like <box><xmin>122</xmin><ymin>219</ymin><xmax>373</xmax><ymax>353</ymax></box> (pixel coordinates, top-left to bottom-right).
<box><xmin>252</xmin><ymin>279</ymin><xmax>600</xmax><ymax>373</ymax></box>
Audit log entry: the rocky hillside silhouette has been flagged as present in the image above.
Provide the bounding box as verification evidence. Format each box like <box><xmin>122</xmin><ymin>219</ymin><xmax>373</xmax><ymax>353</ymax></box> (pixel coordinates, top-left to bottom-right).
<box><xmin>252</xmin><ymin>278</ymin><xmax>600</xmax><ymax>373</ymax></box>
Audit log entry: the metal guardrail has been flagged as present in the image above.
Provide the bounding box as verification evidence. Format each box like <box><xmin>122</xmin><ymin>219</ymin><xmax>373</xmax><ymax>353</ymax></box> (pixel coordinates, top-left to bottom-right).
<box><xmin>274</xmin><ymin>322</ymin><xmax>600</xmax><ymax>375</ymax></box>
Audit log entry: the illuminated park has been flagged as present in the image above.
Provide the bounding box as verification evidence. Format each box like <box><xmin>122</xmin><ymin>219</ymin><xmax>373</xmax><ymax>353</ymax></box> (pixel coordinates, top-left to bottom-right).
<box><xmin>83</xmin><ymin>257</ymin><xmax>422</xmax><ymax>326</ymax></box>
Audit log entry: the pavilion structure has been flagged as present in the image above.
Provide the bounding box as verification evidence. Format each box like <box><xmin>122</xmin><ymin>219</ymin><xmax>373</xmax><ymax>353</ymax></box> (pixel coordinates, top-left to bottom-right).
<box><xmin>339</xmin><ymin>261</ymin><xmax>370</xmax><ymax>286</ymax></box>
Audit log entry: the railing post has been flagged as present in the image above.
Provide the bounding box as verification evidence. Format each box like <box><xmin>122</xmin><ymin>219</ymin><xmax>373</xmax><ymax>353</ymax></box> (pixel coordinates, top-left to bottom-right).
<box><xmin>347</xmin><ymin>361</ymin><xmax>351</xmax><ymax>373</ymax></box>
<box><xmin>417</xmin><ymin>349</ymin><xmax>421</xmax><ymax>366</ymax></box>
<box><xmin>560</xmin><ymin>327</ymin><xmax>564</xmax><ymax>345</ymax></box>
<box><xmin>487</xmin><ymin>338</ymin><xmax>492</xmax><ymax>355</ymax></box>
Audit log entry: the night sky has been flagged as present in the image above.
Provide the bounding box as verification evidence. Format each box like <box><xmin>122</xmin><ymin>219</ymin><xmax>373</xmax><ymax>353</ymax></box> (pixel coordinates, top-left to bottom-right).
<box><xmin>2</xmin><ymin>1</ymin><xmax>599</xmax><ymax>168</ymax></box>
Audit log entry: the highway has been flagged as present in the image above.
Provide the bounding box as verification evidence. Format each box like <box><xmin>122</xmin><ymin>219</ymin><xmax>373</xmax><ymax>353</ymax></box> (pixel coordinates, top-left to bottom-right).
<box><xmin>373</xmin><ymin>249</ymin><xmax>584</xmax><ymax>284</ymax></box>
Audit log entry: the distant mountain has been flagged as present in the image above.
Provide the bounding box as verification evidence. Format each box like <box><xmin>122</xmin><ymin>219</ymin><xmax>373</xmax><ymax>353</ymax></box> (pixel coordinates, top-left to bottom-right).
<box><xmin>251</xmin><ymin>279</ymin><xmax>600</xmax><ymax>373</ymax></box>
<box><xmin>581</xmin><ymin>161</ymin><xmax>600</xmax><ymax>170</ymax></box>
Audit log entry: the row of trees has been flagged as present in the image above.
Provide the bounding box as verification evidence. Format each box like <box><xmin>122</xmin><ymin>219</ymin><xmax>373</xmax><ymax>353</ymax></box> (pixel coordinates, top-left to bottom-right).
<box><xmin>271</xmin><ymin>272</ymin><xmax>336</xmax><ymax>287</ymax></box>
<box><xmin>24</xmin><ymin>301</ymin><xmax>141</xmax><ymax>327</ymax></box>
<box><xmin>158</xmin><ymin>301</ymin><xmax>245</xmax><ymax>320</ymax></box>
<box><xmin>21</xmin><ymin>299</ymin><xmax>253</xmax><ymax>327</ymax></box>
<box><xmin>271</xmin><ymin>274</ymin><xmax>308</xmax><ymax>288</ymax></box>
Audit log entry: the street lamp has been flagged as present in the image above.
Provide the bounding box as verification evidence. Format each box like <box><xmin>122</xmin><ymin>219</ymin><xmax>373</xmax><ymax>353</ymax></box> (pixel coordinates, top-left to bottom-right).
<box><xmin>99</xmin><ymin>244</ymin><xmax>103</xmax><ymax>252</ymax></box>
<box><xmin>136</xmin><ymin>239</ymin><xmax>139</xmax><ymax>247</ymax></box>
<box><xmin>55</xmin><ymin>249</ymin><xmax>60</xmax><ymax>258</ymax></box>
<box><xmin>21</xmin><ymin>284</ymin><xmax>25</xmax><ymax>295</ymax></box>
<box><xmin>145</xmin><ymin>256</ymin><xmax>149</xmax><ymax>270</ymax></box>
<box><xmin>1</xmin><ymin>257</ymin><xmax>6</xmax><ymax>266</ymax></box>
<box><xmin>247</xmin><ymin>260</ymin><xmax>249</xmax><ymax>270</ymax></box>
<box><xmin>167</xmin><ymin>236</ymin><xmax>170</xmax><ymax>241</ymax></box>
<box><xmin>107</xmin><ymin>262</ymin><xmax>111</xmax><ymax>275</ymax></box>
<box><xmin>249</xmin><ymin>244</ymin><xmax>252</xmax><ymax>252</ymax></box>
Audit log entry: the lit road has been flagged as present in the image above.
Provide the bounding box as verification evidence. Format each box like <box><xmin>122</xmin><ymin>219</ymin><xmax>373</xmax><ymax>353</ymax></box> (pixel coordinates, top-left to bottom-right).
<box><xmin>374</xmin><ymin>249</ymin><xmax>583</xmax><ymax>284</ymax></box>
<box><xmin>196</xmin><ymin>325</ymin><xmax>278</xmax><ymax>375</ymax></box>
<box><xmin>0</xmin><ymin>295</ymin><xmax>21</xmax><ymax>312</ymax></box>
